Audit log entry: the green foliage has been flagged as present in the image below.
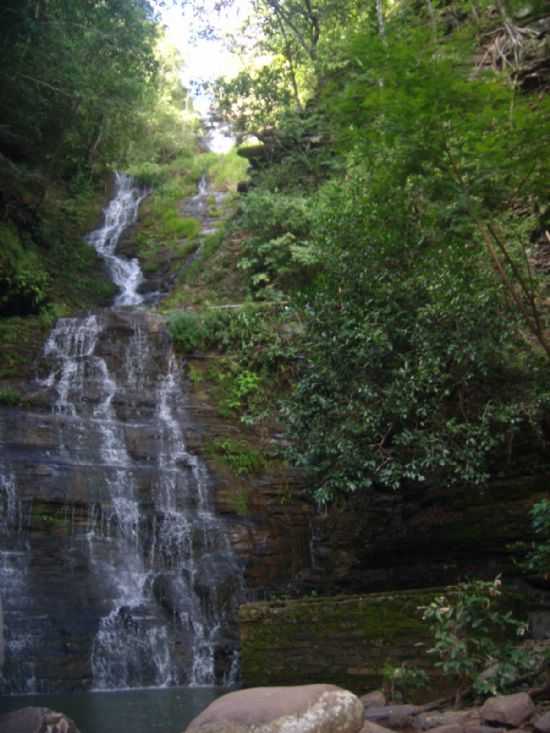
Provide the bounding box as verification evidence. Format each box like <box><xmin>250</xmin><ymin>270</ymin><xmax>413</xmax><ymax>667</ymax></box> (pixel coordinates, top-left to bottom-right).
<box><xmin>0</xmin><ymin>223</ymin><xmax>49</xmax><ymax>316</ymax></box>
<box><xmin>382</xmin><ymin>663</ymin><xmax>429</xmax><ymax>703</ymax></box>
<box><xmin>421</xmin><ymin>579</ymin><xmax>533</xmax><ymax>700</ymax></box>
<box><xmin>39</xmin><ymin>184</ymin><xmax>118</xmax><ymax>310</ymax></box>
<box><xmin>200</xmin><ymin>151</ymin><xmax>249</xmax><ymax>191</ymax></box>
<box><xmin>169</xmin><ymin>305</ymin><xmax>299</xmax><ymax>424</ymax></box>
<box><xmin>168</xmin><ymin>311</ymin><xmax>205</xmax><ymax>353</ymax></box>
<box><xmin>330</xmin><ymin>23</ymin><xmax>550</xmax><ymax>354</ymax></box>
<box><xmin>0</xmin><ymin>0</ymin><xmax>204</xmax><ymax>331</ymax></box>
<box><xmin>279</xmin><ymin>11</ymin><xmax>550</xmax><ymax>503</ymax></box>
<box><xmin>177</xmin><ymin>0</ymin><xmax>549</xmax><ymax>511</ymax></box>
<box><xmin>201</xmin><ymin>230</ymin><xmax>226</xmax><ymax>261</ymax></box>
<box><xmin>515</xmin><ymin>499</ymin><xmax>550</xmax><ymax>576</ymax></box>
<box><xmin>237</xmin><ymin>191</ymin><xmax>317</xmax><ymax>297</ymax></box>
<box><xmin>230</xmin><ymin>488</ymin><xmax>251</xmax><ymax>516</ymax></box>
<box><xmin>223</xmin><ymin>369</ymin><xmax>262</xmax><ymax>413</ymax></box>
<box><xmin>210</xmin><ymin>64</ymin><xmax>295</xmax><ymax>139</ymax></box>
<box><xmin>131</xmin><ymin>159</ymin><xmax>206</xmax><ymax>280</ymax></box>
<box><xmin>0</xmin><ymin>316</ymin><xmax>48</xmax><ymax>380</ymax></box>
<box><xmin>0</xmin><ymin>387</ymin><xmax>22</xmax><ymax>407</ymax></box>
<box><xmin>127</xmin><ymin>162</ymin><xmax>167</xmax><ymax>187</ymax></box>
<box><xmin>209</xmin><ymin>438</ymin><xmax>265</xmax><ymax>476</ymax></box>
<box><xmin>162</xmin><ymin>212</ymin><xmax>200</xmax><ymax>238</ymax></box>
<box><xmin>526</xmin><ymin>500</ymin><xmax>550</xmax><ymax>575</ymax></box>
<box><xmin>126</xmin><ymin>38</ymin><xmax>199</xmax><ymax>170</ymax></box>
<box><xmin>284</xmin><ymin>164</ymin><xmax>549</xmax><ymax>502</ymax></box>
<box><xmin>0</xmin><ymin>0</ymin><xmax>160</xmax><ymax>182</ymax></box>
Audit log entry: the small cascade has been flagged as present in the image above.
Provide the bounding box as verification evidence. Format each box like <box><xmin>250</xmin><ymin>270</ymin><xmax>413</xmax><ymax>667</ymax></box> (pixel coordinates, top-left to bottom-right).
<box><xmin>182</xmin><ymin>176</ymin><xmax>229</xmax><ymax>237</ymax></box>
<box><xmin>86</xmin><ymin>172</ymin><xmax>148</xmax><ymax>306</ymax></box>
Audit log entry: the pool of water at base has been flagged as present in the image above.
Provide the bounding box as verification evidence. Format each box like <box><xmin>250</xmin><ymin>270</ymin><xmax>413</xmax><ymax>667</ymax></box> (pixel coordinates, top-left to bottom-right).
<box><xmin>0</xmin><ymin>686</ymin><xmax>223</xmax><ymax>733</ymax></box>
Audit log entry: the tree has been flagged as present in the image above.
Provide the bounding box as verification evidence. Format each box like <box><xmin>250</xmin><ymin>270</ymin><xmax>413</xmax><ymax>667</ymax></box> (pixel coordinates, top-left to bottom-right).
<box><xmin>0</xmin><ymin>0</ymin><xmax>160</xmax><ymax>184</ymax></box>
<box><xmin>283</xmin><ymin>18</ymin><xmax>550</xmax><ymax>503</ymax></box>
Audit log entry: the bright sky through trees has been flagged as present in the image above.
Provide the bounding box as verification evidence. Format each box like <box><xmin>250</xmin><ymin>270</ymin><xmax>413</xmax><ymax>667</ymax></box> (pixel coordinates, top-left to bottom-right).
<box><xmin>162</xmin><ymin>0</ymin><xmax>252</xmax><ymax>115</ymax></box>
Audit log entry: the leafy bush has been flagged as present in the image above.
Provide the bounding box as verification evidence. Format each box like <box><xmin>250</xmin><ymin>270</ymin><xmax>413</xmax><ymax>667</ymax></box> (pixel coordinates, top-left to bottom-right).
<box><xmin>127</xmin><ymin>161</ymin><xmax>167</xmax><ymax>187</ymax></box>
<box><xmin>0</xmin><ymin>387</ymin><xmax>22</xmax><ymax>407</ymax></box>
<box><xmin>168</xmin><ymin>311</ymin><xmax>205</xmax><ymax>352</ymax></box>
<box><xmin>0</xmin><ymin>223</ymin><xmax>49</xmax><ymax>316</ymax></box>
<box><xmin>237</xmin><ymin>190</ymin><xmax>317</xmax><ymax>296</ymax></box>
<box><xmin>161</xmin><ymin>212</ymin><xmax>200</xmax><ymax>238</ymax></box>
<box><xmin>515</xmin><ymin>499</ymin><xmax>550</xmax><ymax>577</ymax></box>
<box><xmin>283</xmin><ymin>167</ymin><xmax>550</xmax><ymax>503</ymax></box>
<box><xmin>209</xmin><ymin>438</ymin><xmax>265</xmax><ymax>476</ymax></box>
<box><xmin>168</xmin><ymin>305</ymin><xmax>300</xmax><ymax>425</ymax></box>
<box><xmin>421</xmin><ymin>578</ymin><xmax>533</xmax><ymax>701</ymax></box>
<box><xmin>280</xmin><ymin>15</ymin><xmax>550</xmax><ymax>503</ymax></box>
<box><xmin>224</xmin><ymin>369</ymin><xmax>261</xmax><ymax>412</ymax></box>
<box><xmin>382</xmin><ymin>663</ymin><xmax>429</xmax><ymax>703</ymax></box>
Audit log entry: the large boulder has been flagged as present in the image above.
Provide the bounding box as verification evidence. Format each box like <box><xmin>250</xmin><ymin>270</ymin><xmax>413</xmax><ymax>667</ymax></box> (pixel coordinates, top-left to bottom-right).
<box><xmin>480</xmin><ymin>693</ymin><xmax>535</xmax><ymax>728</ymax></box>
<box><xmin>0</xmin><ymin>707</ymin><xmax>80</xmax><ymax>733</ymax></box>
<box><xmin>184</xmin><ymin>684</ymin><xmax>364</xmax><ymax>733</ymax></box>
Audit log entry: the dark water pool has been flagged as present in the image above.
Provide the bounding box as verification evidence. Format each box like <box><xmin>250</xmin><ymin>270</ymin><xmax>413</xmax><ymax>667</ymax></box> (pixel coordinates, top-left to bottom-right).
<box><xmin>0</xmin><ymin>687</ymin><xmax>222</xmax><ymax>733</ymax></box>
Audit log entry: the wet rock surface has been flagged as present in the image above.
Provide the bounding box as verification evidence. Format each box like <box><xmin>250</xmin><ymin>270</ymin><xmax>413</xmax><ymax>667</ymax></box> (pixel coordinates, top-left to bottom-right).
<box><xmin>0</xmin><ymin>307</ymin><xmax>314</xmax><ymax>694</ymax></box>
<box><xmin>0</xmin><ymin>310</ymin><xmax>245</xmax><ymax>692</ymax></box>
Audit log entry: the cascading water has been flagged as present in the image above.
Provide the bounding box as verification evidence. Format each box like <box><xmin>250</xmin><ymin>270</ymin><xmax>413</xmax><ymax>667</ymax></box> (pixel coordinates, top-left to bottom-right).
<box><xmin>86</xmin><ymin>172</ymin><xmax>148</xmax><ymax>307</ymax></box>
<box><xmin>0</xmin><ymin>469</ymin><xmax>37</xmax><ymax>693</ymax></box>
<box><xmin>182</xmin><ymin>176</ymin><xmax>229</xmax><ymax>237</ymax></box>
<box><xmin>0</xmin><ymin>173</ymin><xmax>244</xmax><ymax>694</ymax></box>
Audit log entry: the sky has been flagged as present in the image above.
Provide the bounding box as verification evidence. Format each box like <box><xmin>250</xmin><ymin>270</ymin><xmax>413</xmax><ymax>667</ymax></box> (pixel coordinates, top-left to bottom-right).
<box><xmin>161</xmin><ymin>0</ymin><xmax>253</xmax><ymax>116</ymax></box>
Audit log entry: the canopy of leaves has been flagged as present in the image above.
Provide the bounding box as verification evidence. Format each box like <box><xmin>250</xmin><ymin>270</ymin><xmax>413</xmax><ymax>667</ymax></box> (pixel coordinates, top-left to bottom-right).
<box><xmin>0</xmin><ymin>0</ymin><xmax>161</xmax><ymax>182</ymax></box>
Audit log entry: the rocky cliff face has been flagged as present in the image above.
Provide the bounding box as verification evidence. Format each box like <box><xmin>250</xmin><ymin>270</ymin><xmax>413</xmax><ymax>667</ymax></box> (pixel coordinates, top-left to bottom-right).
<box><xmin>296</xmin><ymin>471</ymin><xmax>548</xmax><ymax>593</ymax></box>
<box><xmin>0</xmin><ymin>310</ymin><xmax>235</xmax><ymax>693</ymax></box>
<box><xmin>299</xmin><ymin>475</ymin><xmax>548</xmax><ymax>596</ymax></box>
<box><xmin>0</xmin><ymin>308</ymin><xmax>314</xmax><ymax>694</ymax></box>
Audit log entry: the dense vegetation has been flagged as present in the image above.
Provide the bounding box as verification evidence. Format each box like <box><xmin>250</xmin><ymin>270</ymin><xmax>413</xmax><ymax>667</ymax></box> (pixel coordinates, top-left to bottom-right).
<box><xmin>0</xmin><ymin>0</ymin><xmax>199</xmax><ymax>324</ymax></box>
<box><xmin>1</xmin><ymin>0</ymin><xmax>549</xmax><ymax>504</ymax></box>
<box><xmin>0</xmin><ymin>0</ymin><xmax>205</xmax><ymax>380</ymax></box>
<box><xmin>205</xmin><ymin>0</ymin><xmax>550</xmax><ymax>503</ymax></box>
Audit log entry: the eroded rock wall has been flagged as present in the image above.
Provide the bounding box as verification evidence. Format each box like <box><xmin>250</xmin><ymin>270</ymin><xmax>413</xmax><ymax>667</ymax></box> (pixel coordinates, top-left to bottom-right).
<box><xmin>300</xmin><ymin>477</ymin><xmax>549</xmax><ymax>595</ymax></box>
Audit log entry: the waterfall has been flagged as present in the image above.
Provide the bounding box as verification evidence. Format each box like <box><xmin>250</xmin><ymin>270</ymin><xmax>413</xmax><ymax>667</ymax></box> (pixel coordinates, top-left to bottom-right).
<box><xmin>182</xmin><ymin>176</ymin><xmax>229</xmax><ymax>238</ymax></box>
<box><xmin>0</xmin><ymin>173</ymin><xmax>243</xmax><ymax>693</ymax></box>
<box><xmin>0</xmin><ymin>468</ymin><xmax>38</xmax><ymax>693</ymax></box>
<box><xmin>86</xmin><ymin>172</ymin><xmax>148</xmax><ymax>307</ymax></box>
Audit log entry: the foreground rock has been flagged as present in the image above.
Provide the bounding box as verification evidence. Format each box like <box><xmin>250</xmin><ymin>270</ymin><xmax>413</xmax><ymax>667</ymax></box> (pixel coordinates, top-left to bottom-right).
<box><xmin>358</xmin><ymin>690</ymin><xmax>539</xmax><ymax>733</ymax></box>
<box><xmin>413</xmin><ymin>710</ymin><xmax>476</xmax><ymax>731</ymax></box>
<box><xmin>534</xmin><ymin>712</ymin><xmax>550</xmax><ymax>733</ymax></box>
<box><xmin>361</xmin><ymin>692</ymin><xmax>387</xmax><ymax>709</ymax></box>
<box><xmin>0</xmin><ymin>707</ymin><xmax>80</xmax><ymax>733</ymax></box>
<box><xmin>184</xmin><ymin>684</ymin><xmax>364</xmax><ymax>733</ymax></box>
<box><xmin>480</xmin><ymin>693</ymin><xmax>535</xmax><ymax>728</ymax></box>
<box><xmin>364</xmin><ymin>705</ymin><xmax>419</xmax><ymax>730</ymax></box>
